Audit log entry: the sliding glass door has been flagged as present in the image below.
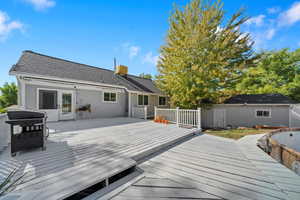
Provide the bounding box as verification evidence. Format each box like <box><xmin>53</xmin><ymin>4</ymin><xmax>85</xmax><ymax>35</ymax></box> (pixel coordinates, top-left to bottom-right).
<box><xmin>38</xmin><ymin>89</ymin><xmax>75</xmax><ymax>121</ymax></box>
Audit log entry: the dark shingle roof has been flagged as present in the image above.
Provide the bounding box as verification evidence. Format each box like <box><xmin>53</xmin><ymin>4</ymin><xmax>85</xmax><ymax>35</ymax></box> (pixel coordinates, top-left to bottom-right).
<box><xmin>224</xmin><ymin>94</ymin><xmax>297</xmax><ymax>104</ymax></box>
<box><xmin>10</xmin><ymin>51</ymin><xmax>162</xmax><ymax>94</ymax></box>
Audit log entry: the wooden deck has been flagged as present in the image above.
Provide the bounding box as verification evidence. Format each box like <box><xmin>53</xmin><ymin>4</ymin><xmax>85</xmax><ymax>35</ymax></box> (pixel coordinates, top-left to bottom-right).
<box><xmin>0</xmin><ymin>117</ymin><xmax>196</xmax><ymax>200</ymax></box>
<box><xmin>110</xmin><ymin>134</ymin><xmax>300</xmax><ymax>200</ymax></box>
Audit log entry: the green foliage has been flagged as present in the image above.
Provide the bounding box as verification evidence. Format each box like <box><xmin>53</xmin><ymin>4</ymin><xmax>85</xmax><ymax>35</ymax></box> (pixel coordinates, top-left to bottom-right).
<box><xmin>0</xmin><ymin>108</ymin><xmax>7</xmax><ymax>114</ymax></box>
<box><xmin>157</xmin><ymin>0</ymin><xmax>254</xmax><ymax>108</ymax></box>
<box><xmin>139</xmin><ymin>73</ymin><xmax>153</xmax><ymax>79</ymax></box>
<box><xmin>204</xmin><ymin>128</ymin><xmax>270</xmax><ymax>140</ymax></box>
<box><xmin>0</xmin><ymin>82</ymin><xmax>18</xmax><ymax>110</ymax></box>
<box><xmin>236</xmin><ymin>48</ymin><xmax>300</xmax><ymax>101</ymax></box>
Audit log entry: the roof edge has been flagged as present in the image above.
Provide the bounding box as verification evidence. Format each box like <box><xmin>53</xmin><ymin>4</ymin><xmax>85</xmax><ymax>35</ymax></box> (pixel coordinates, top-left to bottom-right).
<box><xmin>21</xmin><ymin>50</ymin><xmax>154</xmax><ymax>81</ymax></box>
<box><xmin>12</xmin><ymin>71</ymin><xmax>164</xmax><ymax>95</ymax></box>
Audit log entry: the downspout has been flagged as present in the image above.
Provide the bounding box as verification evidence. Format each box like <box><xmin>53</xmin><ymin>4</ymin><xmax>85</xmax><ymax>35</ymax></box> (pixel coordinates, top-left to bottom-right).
<box><xmin>128</xmin><ymin>92</ymin><xmax>131</xmax><ymax>117</ymax></box>
<box><xmin>289</xmin><ymin>105</ymin><xmax>292</xmax><ymax>128</ymax></box>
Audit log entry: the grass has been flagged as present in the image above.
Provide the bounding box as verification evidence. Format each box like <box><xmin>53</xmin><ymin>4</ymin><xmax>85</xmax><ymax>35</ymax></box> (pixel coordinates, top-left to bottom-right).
<box><xmin>204</xmin><ymin>128</ymin><xmax>273</xmax><ymax>140</ymax></box>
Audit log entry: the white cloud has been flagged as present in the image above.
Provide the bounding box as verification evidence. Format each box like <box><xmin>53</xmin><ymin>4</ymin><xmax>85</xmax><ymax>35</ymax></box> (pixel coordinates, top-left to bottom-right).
<box><xmin>143</xmin><ymin>52</ymin><xmax>159</xmax><ymax>65</ymax></box>
<box><xmin>121</xmin><ymin>43</ymin><xmax>141</xmax><ymax>59</ymax></box>
<box><xmin>279</xmin><ymin>2</ymin><xmax>300</xmax><ymax>26</ymax></box>
<box><xmin>0</xmin><ymin>11</ymin><xmax>23</xmax><ymax>41</ymax></box>
<box><xmin>250</xmin><ymin>28</ymin><xmax>276</xmax><ymax>49</ymax></box>
<box><xmin>267</xmin><ymin>6</ymin><xmax>281</xmax><ymax>14</ymax></box>
<box><xmin>266</xmin><ymin>28</ymin><xmax>276</xmax><ymax>40</ymax></box>
<box><xmin>298</xmin><ymin>41</ymin><xmax>300</xmax><ymax>46</ymax></box>
<box><xmin>24</xmin><ymin>0</ymin><xmax>55</xmax><ymax>11</ymax></box>
<box><xmin>245</xmin><ymin>15</ymin><xmax>265</xmax><ymax>26</ymax></box>
<box><xmin>129</xmin><ymin>46</ymin><xmax>140</xmax><ymax>59</ymax></box>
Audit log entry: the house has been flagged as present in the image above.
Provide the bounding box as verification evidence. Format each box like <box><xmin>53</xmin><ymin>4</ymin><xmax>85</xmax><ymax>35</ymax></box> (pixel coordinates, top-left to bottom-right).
<box><xmin>202</xmin><ymin>94</ymin><xmax>300</xmax><ymax>129</ymax></box>
<box><xmin>9</xmin><ymin>50</ymin><xmax>168</xmax><ymax>121</ymax></box>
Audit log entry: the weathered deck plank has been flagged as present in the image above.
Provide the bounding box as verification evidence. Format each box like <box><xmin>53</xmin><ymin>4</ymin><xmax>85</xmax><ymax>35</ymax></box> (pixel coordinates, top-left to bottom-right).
<box><xmin>237</xmin><ymin>134</ymin><xmax>300</xmax><ymax>199</ymax></box>
<box><xmin>111</xmin><ymin>134</ymin><xmax>300</xmax><ymax>200</ymax></box>
<box><xmin>0</xmin><ymin>117</ymin><xmax>196</xmax><ymax>199</ymax></box>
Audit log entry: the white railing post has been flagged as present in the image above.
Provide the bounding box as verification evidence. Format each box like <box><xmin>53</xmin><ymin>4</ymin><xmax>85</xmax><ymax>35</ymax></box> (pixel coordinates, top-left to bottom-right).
<box><xmin>197</xmin><ymin>107</ymin><xmax>201</xmax><ymax>131</ymax></box>
<box><xmin>154</xmin><ymin>106</ymin><xmax>157</xmax><ymax>120</ymax></box>
<box><xmin>144</xmin><ymin>106</ymin><xmax>147</xmax><ymax>120</ymax></box>
<box><xmin>176</xmin><ymin>107</ymin><xmax>179</xmax><ymax>127</ymax></box>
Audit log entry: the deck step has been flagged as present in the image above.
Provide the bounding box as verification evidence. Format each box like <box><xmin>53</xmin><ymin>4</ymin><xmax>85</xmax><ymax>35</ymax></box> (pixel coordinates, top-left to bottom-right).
<box><xmin>132</xmin><ymin>129</ymin><xmax>197</xmax><ymax>163</ymax></box>
<box><xmin>1</xmin><ymin>157</ymin><xmax>136</xmax><ymax>200</ymax></box>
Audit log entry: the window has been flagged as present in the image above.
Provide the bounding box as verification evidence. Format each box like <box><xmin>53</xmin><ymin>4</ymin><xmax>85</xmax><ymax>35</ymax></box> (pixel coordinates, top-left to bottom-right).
<box><xmin>39</xmin><ymin>90</ymin><xmax>57</xmax><ymax>109</ymax></box>
<box><xmin>256</xmin><ymin>109</ymin><xmax>271</xmax><ymax>118</ymax></box>
<box><xmin>103</xmin><ymin>92</ymin><xmax>117</xmax><ymax>102</ymax></box>
<box><xmin>138</xmin><ymin>95</ymin><xmax>148</xmax><ymax>106</ymax></box>
<box><xmin>159</xmin><ymin>96</ymin><xmax>166</xmax><ymax>106</ymax></box>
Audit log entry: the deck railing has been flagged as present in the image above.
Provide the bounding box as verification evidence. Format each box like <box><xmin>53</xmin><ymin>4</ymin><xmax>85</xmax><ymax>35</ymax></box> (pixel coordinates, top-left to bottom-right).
<box><xmin>132</xmin><ymin>106</ymin><xmax>148</xmax><ymax>120</ymax></box>
<box><xmin>155</xmin><ymin>107</ymin><xmax>201</xmax><ymax>130</ymax></box>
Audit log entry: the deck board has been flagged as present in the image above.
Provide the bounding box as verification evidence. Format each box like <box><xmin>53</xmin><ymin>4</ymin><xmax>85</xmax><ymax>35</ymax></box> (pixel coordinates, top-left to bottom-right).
<box><xmin>0</xmin><ymin>117</ymin><xmax>196</xmax><ymax>200</ymax></box>
<box><xmin>237</xmin><ymin>134</ymin><xmax>300</xmax><ymax>199</ymax></box>
<box><xmin>111</xmin><ymin>134</ymin><xmax>300</xmax><ymax>200</ymax></box>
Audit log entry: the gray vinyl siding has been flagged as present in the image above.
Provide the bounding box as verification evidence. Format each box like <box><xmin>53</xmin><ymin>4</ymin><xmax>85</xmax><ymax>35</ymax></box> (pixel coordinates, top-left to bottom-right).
<box><xmin>202</xmin><ymin>105</ymin><xmax>290</xmax><ymax>128</ymax></box>
<box><xmin>76</xmin><ymin>89</ymin><xmax>127</xmax><ymax>119</ymax></box>
<box><xmin>130</xmin><ymin>93</ymin><xmax>157</xmax><ymax>107</ymax></box>
<box><xmin>201</xmin><ymin>108</ymin><xmax>214</xmax><ymax>128</ymax></box>
<box><xmin>24</xmin><ymin>84</ymin><xmax>127</xmax><ymax>120</ymax></box>
<box><xmin>17</xmin><ymin>79</ymin><xmax>22</xmax><ymax>106</ymax></box>
<box><xmin>130</xmin><ymin>93</ymin><xmax>169</xmax><ymax>108</ymax></box>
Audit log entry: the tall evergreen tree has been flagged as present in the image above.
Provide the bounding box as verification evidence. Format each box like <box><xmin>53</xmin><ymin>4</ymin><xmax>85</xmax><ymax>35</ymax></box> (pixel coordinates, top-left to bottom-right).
<box><xmin>157</xmin><ymin>0</ymin><xmax>254</xmax><ymax>108</ymax></box>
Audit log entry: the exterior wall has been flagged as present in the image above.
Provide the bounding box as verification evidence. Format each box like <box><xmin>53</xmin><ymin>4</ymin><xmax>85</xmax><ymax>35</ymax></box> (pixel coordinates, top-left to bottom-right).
<box><xmin>17</xmin><ymin>79</ymin><xmax>22</xmax><ymax>106</ymax></box>
<box><xmin>201</xmin><ymin>108</ymin><xmax>214</xmax><ymax>128</ymax></box>
<box><xmin>290</xmin><ymin>105</ymin><xmax>300</xmax><ymax>128</ymax></box>
<box><xmin>76</xmin><ymin>89</ymin><xmax>127</xmax><ymax>119</ymax></box>
<box><xmin>24</xmin><ymin>83</ymin><xmax>127</xmax><ymax>120</ymax></box>
<box><xmin>202</xmin><ymin>104</ymin><xmax>290</xmax><ymax>128</ymax></box>
<box><xmin>129</xmin><ymin>93</ymin><xmax>169</xmax><ymax>117</ymax></box>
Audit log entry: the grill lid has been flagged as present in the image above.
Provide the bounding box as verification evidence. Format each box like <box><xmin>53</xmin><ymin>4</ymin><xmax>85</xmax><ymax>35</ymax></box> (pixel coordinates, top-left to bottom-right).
<box><xmin>7</xmin><ymin>111</ymin><xmax>45</xmax><ymax>120</ymax></box>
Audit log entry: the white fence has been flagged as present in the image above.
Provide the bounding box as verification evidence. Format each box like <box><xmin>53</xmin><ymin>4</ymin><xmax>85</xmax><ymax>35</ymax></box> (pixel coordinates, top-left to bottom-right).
<box><xmin>155</xmin><ymin>107</ymin><xmax>201</xmax><ymax>130</ymax></box>
<box><xmin>290</xmin><ymin>105</ymin><xmax>300</xmax><ymax>128</ymax></box>
<box><xmin>0</xmin><ymin>114</ymin><xmax>10</xmax><ymax>151</ymax></box>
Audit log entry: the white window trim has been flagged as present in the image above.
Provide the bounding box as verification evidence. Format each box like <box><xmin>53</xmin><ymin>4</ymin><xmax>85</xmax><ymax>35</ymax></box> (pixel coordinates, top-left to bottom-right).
<box><xmin>137</xmin><ymin>94</ymin><xmax>149</xmax><ymax>106</ymax></box>
<box><xmin>255</xmin><ymin>109</ymin><xmax>272</xmax><ymax>118</ymax></box>
<box><xmin>37</xmin><ymin>88</ymin><xmax>59</xmax><ymax>110</ymax></box>
<box><xmin>158</xmin><ymin>96</ymin><xmax>167</xmax><ymax>106</ymax></box>
<box><xmin>103</xmin><ymin>92</ymin><xmax>118</xmax><ymax>103</ymax></box>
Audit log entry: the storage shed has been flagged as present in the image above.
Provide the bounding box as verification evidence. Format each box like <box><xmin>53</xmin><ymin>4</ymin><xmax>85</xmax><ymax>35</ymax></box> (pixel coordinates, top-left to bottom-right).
<box><xmin>201</xmin><ymin>94</ymin><xmax>300</xmax><ymax>129</ymax></box>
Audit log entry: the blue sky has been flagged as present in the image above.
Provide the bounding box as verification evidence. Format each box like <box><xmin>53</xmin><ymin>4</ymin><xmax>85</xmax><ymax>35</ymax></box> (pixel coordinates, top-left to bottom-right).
<box><xmin>0</xmin><ymin>0</ymin><xmax>300</xmax><ymax>86</ymax></box>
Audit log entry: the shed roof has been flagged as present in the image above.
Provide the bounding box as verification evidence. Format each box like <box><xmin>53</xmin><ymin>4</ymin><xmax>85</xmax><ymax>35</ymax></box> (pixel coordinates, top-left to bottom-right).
<box><xmin>224</xmin><ymin>94</ymin><xmax>297</xmax><ymax>104</ymax></box>
<box><xmin>10</xmin><ymin>51</ymin><xmax>162</xmax><ymax>94</ymax></box>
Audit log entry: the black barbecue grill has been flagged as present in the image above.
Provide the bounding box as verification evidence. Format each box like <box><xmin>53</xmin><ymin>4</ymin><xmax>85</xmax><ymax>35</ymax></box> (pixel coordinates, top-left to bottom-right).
<box><xmin>6</xmin><ymin>110</ymin><xmax>47</xmax><ymax>156</ymax></box>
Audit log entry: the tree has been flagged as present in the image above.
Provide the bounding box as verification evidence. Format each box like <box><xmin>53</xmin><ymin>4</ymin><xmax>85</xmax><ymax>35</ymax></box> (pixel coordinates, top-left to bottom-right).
<box><xmin>236</xmin><ymin>48</ymin><xmax>300</xmax><ymax>101</ymax></box>
<box><xmin>157</xmin><ymin>0</ymin><xmax>254</xmax><ymax>108</ymax></box>
<box><xmin>139</xmin><ymin>73</ymin><xmax>153</xmax><ymax>79</ymax></box>
<box><xmin>0</xmin><ymin>82</ymin><xmax>18</xmax><ymax>110</ymax></box>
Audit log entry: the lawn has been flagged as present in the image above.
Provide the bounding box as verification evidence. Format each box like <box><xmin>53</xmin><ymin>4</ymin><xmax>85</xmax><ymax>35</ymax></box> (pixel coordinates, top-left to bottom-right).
<box><xmin>204</xmin><ymin>128</ymin><xmax>273</xmax><ymax>140</ymax></box>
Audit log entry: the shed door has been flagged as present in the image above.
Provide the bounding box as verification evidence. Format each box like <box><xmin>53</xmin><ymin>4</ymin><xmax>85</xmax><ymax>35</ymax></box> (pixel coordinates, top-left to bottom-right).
<box><xmin>213</xmin><ymin>109</ymin><xmax>226</xmax><ymax>128</ymax></box>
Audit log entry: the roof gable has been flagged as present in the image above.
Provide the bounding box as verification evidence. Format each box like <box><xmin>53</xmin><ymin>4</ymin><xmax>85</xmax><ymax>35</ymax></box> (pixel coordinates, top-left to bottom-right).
<box><xmin>10</xmin><ymin>51</ymin><xmax>162</xmax><ymax>94</ymax></box>
<box><xmin>224</xmin><ymin>94</ymin><xmax>297</xmax><ymax>104</ymax></box>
